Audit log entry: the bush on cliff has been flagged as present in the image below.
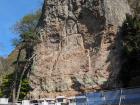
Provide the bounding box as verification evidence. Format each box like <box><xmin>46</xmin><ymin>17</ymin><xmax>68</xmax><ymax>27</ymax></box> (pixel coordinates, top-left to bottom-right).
<box><xmin>120</xmin><ymin>15</ymin><xmax>140</xmax><ymax>87</ymax></box>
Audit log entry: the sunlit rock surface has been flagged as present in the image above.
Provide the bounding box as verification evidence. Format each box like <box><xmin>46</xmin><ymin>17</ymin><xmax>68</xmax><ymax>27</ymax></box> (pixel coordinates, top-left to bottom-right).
<box><xmin>29</xmin><ymin>0</ymin><xmax>131</xmax><ymax>98</ymax></box>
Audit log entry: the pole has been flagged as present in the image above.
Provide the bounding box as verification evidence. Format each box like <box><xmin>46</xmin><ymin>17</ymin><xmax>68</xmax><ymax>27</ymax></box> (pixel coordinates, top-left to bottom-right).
<box><xmin>119</xmin><ymin>89</ymin><xmax>123</xmax><ymax>105</ymax></box>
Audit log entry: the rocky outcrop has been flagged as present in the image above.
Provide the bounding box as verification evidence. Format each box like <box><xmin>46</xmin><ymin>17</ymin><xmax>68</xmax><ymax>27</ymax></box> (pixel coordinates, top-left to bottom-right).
<box><xmin>29</xmin><ymin>0</ymin><xmax>131</xmax><ymax>98</ymax></box>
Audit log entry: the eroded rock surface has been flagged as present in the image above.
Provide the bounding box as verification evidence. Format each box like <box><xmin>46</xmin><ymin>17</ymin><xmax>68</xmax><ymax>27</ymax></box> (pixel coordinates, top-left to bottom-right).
<box><xmin>29</xmin><ymin>0</ymin><xmax>131</xmax><ymax>98</ymax></box>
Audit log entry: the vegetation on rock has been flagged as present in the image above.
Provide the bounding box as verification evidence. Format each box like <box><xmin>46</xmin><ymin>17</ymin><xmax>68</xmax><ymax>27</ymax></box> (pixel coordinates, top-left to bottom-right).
<box><xmin>0</xmin><ymin>10</ymin><xmax>41</xmax><ymax>101</ymax></box>
<box><xmin>120</xmin><ymin>15</ymin><xmax>140</xmax><ymax>87</ymax></box>
<box><xmin>12</xmin><ymin>10</ymin><xmax>41</xmax><ymax>46</ymax></box>
<box><xmin>0</xmin><ymin>73</ymin><xmax>31</xmax><ymax>100</ymax></box>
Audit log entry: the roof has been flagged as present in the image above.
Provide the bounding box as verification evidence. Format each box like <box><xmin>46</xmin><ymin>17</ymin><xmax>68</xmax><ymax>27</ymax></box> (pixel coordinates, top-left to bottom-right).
<box><xmin>68</xmin><ymin>96</ymin><xmax>76</xmax><ymax>99</ymax></box>
<box><xmin>56</xmin><ymin>96</ymin><xmax>66</xmax><ymax>99</ymax></box>
<box><xmin>76</xmin><ymin>96</ymin><xmax>86</xmax><ymax>98</ymax></box>
<box><xmin>45</xmin><ymin>98</ymin><xmax>55</xmax><ymax>100</ymax></box>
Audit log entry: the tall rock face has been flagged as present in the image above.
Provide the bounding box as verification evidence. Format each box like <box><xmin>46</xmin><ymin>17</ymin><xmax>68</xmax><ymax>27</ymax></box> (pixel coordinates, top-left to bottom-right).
<box><xmin>29</xmin><ymin>0</ymin><xmax>131</xmax><ymax>98</ymax></box>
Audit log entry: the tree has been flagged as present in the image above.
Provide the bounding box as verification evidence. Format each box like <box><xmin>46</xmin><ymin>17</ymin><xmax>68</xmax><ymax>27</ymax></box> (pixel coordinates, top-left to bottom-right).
<box><xmin>13</xmin><ymin>9</ymin><xmax>41</xmax><ymax>46</ymax></box>
<box><xmin>0</xmin><ymin>72</ymin><xmax>31</xmax><ymax>101</ymax></box>
<box><xmin>11</xmin><ymin>10</ymin><xmax>41</xmax><ymax>102</ymax></box>
<box><xmin>0</xmin><ymin>73</ymin><xmax>14</xmax><ymax>98</ymax></box>
<box><xmin>122</xmin><ymin>15</ymin><xmax>140</xmax><ymax>55</ymax></box>
<box><xmin>119</xmin><ymin>15</ymin><xmax>140</xmax><ymax>87</ymax></box>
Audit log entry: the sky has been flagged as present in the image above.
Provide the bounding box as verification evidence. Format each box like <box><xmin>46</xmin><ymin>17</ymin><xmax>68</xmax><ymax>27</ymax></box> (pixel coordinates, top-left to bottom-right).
<box><xmin>0</xmin><ymin>0</ymin><xmax>43</xmax><ymax>57</ymax></box>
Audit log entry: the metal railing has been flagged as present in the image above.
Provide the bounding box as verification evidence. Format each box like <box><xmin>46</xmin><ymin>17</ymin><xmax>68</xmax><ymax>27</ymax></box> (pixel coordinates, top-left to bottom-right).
<box><xmin>1</xmin><ymin>87</ymin><xmax>140</xmax><ymax>105</ymax></box>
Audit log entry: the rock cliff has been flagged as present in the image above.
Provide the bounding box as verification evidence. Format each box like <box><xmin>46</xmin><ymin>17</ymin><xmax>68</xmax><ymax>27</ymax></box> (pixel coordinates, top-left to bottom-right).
<box><xmin>29</xmin><ymin>0</ymin><xmax>131</xmax><ymax>98</ymax></box>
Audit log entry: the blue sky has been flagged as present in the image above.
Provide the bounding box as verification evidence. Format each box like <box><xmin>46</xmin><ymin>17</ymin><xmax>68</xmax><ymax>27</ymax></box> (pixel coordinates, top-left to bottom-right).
<box><xmin>0</xmin><ymin>0</ymin><xmax>43</xmax><ymax>57</ymax></box>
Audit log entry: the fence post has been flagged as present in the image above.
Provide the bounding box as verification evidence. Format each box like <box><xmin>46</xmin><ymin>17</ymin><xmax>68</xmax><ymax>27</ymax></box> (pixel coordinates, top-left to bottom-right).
<box><xmin>119</xmin><ymin>89</ymin><xmax>123</xmax><ymax>105</ymax></box>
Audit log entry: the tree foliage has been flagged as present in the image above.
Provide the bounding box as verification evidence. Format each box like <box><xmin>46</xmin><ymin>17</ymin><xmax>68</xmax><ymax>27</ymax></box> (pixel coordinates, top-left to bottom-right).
<box><xmin>0</xmin><ymin>73</ymin><xmax>13</xmax><ymax>98</ymax></box>
<box><xmin>120</xmin><ymin>15</ymin><xmax>140</xmax><ymax>87</ymax></box>
<box><xmin>9</xmin><ymin>9</ymin><xmax>41</xmax><ymax>101</ymax></box>
<box><xmin>0</xmin><ymin>73</ymin><xmax>31</xmax><ymax>100</ymax></box>
<box><xmin>12</xmin><ymin>10</ymin><xmax>41</xmax><ymax>46</ymax></box>
<box><xmin>122</xmin><ymin>15</ymin><xmax>140</xmax><ymax>56</ymax></box>
<box><xmin>19</xmin><ymin>78</ymin><xmax>31</xmax><ymax>100</ymax></box>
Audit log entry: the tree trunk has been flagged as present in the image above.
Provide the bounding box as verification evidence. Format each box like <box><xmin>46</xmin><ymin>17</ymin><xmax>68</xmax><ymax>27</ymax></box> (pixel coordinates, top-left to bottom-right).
<box><xmin>16</xmin><ymin>54</ymin><xmax>36</xmax><ymax>101</ymax></box>
<box><xmin>12</xmin><ymin>48</ymin><xmax>22</xmax><ymax>103</ymax></box>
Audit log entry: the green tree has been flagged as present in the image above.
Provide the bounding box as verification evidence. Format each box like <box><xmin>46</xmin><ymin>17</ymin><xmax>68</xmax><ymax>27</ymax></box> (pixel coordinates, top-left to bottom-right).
<box><xmin>19</xmin><ymin>78</ymin><xmax>31</xmax><ymax>100</ymax></box>
<box><xmin>0</xmin><ymin>73</ymin><xmax>14</xmax><ymax>98</ymax></box>
<box><xmin>13</xmin><ymin>10</ymin><xmax>41</xmax><ymax>46</ymax></box>
<box><xmin>0</xmin><ymin>73</ymin><xmax>31</xmax><ymax>100</ymax></box>
<box><xmin>11</xmin><ymin>10</ymin><xmax>41</xmax><ymax>102</ymax></box>
<box><xmin>120</xmin><ymin>15</ymin><xmax>140</xmax><ymax>87</ymax></box>
<box><xmin>122</xmin><ymin>15</ymin><xmax>140</xmax><ymax>55</ymax></box>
